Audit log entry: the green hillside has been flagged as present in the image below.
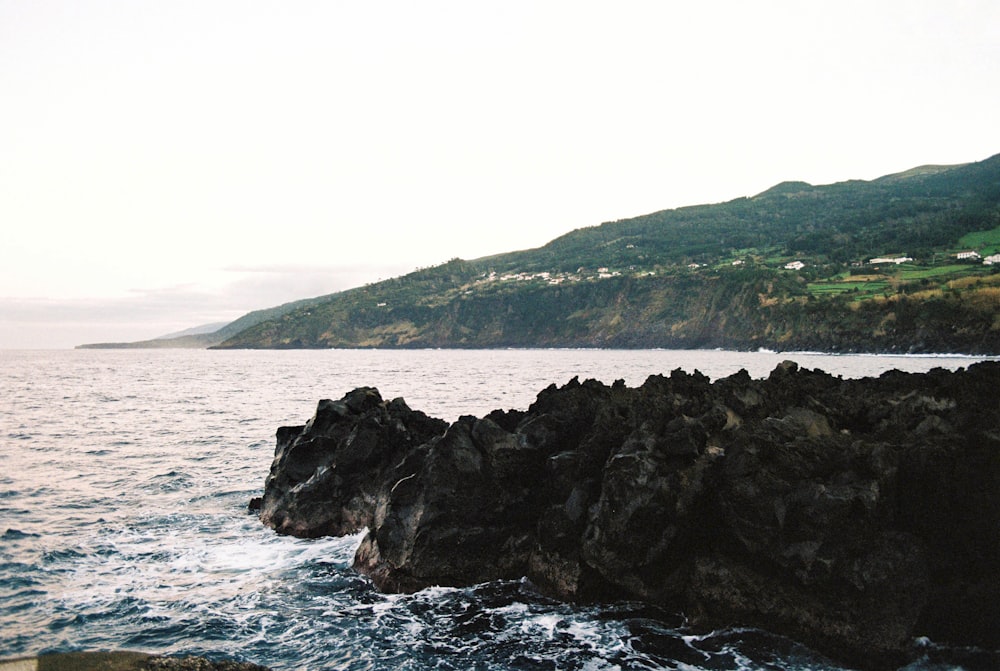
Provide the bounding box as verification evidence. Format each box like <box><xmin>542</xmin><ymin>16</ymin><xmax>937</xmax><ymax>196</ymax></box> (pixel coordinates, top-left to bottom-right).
<box><xmin>208</xmin><ymin>152</ymin><xmax>1000</xmax><ymax>353</ymax></box>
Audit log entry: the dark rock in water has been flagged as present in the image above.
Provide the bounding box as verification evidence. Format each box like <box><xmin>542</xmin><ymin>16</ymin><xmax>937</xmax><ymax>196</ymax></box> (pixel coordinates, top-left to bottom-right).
<box><xmin>141</xmin><ymin>656</ymin><xmax>269</xmax><ymax>671</ymax></box>
<box><xmin>258</xmin><ymin>387</ymin><xmax>447</xmax><ymax>538</ymax></box>
<box><xmin>0</xmin><ymin>651</ymin><xmax>270</xmax><ymax>670</ymax></box>
<box><xmin>258</xmin><ymin>361</ymin><xmax>1000</xmax><ymax>670</ymax></box>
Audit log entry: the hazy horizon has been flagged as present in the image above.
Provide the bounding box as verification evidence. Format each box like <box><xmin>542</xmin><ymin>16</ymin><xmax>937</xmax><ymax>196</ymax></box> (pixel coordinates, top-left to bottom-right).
<box><xmin>3</xmin><ymin>1</ymin><xmax>999</xmax><ymax>349</ymax></box>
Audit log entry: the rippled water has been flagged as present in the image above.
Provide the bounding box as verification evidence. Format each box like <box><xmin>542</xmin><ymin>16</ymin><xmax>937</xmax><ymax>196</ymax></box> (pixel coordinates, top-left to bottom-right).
<box><xmin>2</xmin><ymin>348</ymin><xmax>998</xmax><ymax>670</ymax></box>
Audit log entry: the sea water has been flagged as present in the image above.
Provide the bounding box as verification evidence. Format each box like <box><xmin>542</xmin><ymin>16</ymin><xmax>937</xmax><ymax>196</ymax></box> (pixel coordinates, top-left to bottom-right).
<box><xmin>1</xmin><ymin>348</ymin><xmax>998</xmax><ymax>671</ymax></box>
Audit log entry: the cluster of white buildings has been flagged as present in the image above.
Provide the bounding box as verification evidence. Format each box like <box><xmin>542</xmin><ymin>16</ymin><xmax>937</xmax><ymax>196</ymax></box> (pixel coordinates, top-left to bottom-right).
<box><xmin>869</xmin><ymin>256</ymin><xmax>913</xmax><ymax>265</ymax></box>
<box><xmin>489</xmin><ymin>270</ymin><xmax>562</xmax><ymax>285</ymax></box>
<box><xmin>480</xmin><ymin>268</ymin><xmax>621</xmax><ymax>287</ymax></box>
<box><xmin>954</xmin><ymin>251</ymin><xmax>1000</xmax><ymax>265</ymax></box>
<box><xmin>469</xmin><ymin>248</ymin><xmax>1000</xmax><ymax>296</ymax></box>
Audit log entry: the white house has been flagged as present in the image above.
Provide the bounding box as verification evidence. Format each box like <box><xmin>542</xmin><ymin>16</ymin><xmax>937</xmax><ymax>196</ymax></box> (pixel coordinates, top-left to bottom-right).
<box><xmin>956</xmin><ymin>251</ymin><xmax>981</xmax><ymax>260</ymax></box>
<box><xmin>869</xmin><ymin>256</ymin><xmax>913</xmax><ymax>265</ymax></box>
<box><xmin>984</xmin><ymin>254</ymin><xmax>1000</xmax><ymax>265</ymax></box>
<box><xmin>784</xmin><ymin>261</ymin><xmax>806</xmax><ymax>270</ymax></box>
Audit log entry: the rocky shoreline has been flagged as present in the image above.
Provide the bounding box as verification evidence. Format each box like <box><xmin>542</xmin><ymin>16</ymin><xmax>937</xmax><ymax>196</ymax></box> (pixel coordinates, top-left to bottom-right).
<box><xmin>256</xmin><ymin>361</ymin><xmax>1000</xmax><ymax>670</ymax></box>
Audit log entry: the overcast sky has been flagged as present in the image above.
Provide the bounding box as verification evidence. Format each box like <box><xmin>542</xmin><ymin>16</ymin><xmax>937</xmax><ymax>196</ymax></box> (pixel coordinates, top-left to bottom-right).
<box><xmin>2</xmin><ymin>1</ymin><xmax>998</xmax><ymax>348</ymax></box>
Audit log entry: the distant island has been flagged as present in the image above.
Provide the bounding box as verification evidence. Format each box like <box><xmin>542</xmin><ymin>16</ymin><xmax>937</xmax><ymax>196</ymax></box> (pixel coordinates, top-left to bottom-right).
<box><xmin>80</xmin><ymin>153</ymin><xmax>1000</xmax><ymax>354</ymax></box>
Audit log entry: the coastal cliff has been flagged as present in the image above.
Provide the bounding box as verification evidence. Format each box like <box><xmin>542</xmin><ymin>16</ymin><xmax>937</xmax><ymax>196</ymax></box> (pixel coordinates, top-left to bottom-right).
<box><xmin>213</xmin><ymin>154</ymin><xmax>1000</xmax><ymax>354</ymax></box>
<box><xmin>257</xmin><ymin>362</ymin><xmax>1000</xmax><ymax>670</ymax></box>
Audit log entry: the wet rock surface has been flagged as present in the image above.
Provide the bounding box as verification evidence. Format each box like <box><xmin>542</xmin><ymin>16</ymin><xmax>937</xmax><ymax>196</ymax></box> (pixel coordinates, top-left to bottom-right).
<box><xmin>0</xmin><ymin>652</ymin><xmax>269</xmax><ymax>671</ymax></box>
<box><xmin>259</xmin><ymin>361</ymin><xmax>1000</xmax><ymax>670</ymax></box>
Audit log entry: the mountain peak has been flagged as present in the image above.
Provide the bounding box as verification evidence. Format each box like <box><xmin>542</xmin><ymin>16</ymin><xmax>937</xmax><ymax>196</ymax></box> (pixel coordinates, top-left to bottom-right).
<box><xmin>753</xmin><ymin>180</ymin><xmax>814</xmax><ymax>198</ymax></box>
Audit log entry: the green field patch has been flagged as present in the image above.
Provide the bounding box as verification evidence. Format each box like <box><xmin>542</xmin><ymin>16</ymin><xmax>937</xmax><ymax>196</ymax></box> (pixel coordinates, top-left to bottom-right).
<box><xmin>899</xmin><ymin>265</ymin><xmax>975</xmax><ymax>280</ymax></box>
<box><xmin>807</xmin><ymin>284</ymin><xmax>853</xmax><ymax>295</ymax></box>
<box><xmin>958</xmin><ymin>225</ymin><xmax>1000</xmax><ymax>253</ymax></box>
<box><xmin>810</xmin><ymin>264</ymin><xmax>986</xmax><ymax>300</ymax></box>
<box><xmin>808</xmin><ymin>280</ymin><xmax>889</xmax><ymax>297</ymax></box>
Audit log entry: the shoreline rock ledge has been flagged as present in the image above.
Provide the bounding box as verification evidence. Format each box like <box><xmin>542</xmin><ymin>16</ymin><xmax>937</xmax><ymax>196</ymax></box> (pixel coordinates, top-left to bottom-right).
<box><xmin>257</xmin><ymin>362</ymin><xmax>1000</xmax><ymax>671</ymax></box>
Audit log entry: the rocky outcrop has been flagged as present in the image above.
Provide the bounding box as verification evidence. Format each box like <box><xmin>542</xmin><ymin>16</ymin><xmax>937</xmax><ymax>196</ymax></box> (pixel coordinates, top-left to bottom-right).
<box><xmin>258</xmin><ymin>362</ymin><xmax>1000</xmax><ymax>670</ymax></box>
<box><xmin>258</xmin><ymin>387</ymin><xmax>447</xmax><ymax>537</ymax></box>
<box><xmin>0</xmin><ymin>651</ymin><xmax>270</xmax><ymax>671</ymax></box>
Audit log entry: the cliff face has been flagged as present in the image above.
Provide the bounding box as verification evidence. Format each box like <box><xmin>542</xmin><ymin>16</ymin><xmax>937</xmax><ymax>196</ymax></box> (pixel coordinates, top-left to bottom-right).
<box><xmin>216</xmin><ymin>269</ymin><xmax>1000</xmax><ymax>354</ymax></box>
<box><xmin>257</xmin><ymin>362</ymin><xmax>1000</xmax><ymax>670</ymax></box>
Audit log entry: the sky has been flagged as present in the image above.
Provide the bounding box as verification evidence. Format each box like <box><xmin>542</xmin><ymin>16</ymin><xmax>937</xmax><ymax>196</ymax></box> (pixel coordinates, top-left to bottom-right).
<box><xmin>2</xmin><ymin>1</ymin><xmax>999</xmax><ymax>348</ymax></box>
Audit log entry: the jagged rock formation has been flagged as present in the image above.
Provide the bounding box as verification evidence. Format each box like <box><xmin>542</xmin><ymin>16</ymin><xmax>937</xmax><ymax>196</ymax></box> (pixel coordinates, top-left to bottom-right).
<box><xmin>258</xmin><ymin>388</ymin><xmax>447</xmax><ymax>537</ymax></box>
<box><xmin>257</xmin><ymin>362</ymin><xmax>1000</xmax><ymax>670</ymax></box>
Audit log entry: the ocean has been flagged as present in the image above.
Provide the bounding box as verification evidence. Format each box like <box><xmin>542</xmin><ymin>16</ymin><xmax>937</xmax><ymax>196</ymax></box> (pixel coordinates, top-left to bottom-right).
<box><xmin>2</xmin><ymin>348</ymin><xmax>998</xmax><ymax>671</ymax></box>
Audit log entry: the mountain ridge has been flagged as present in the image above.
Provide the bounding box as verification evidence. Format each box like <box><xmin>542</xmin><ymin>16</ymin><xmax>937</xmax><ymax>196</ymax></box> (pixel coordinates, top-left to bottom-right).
<box><xmin>81</xmin><ymin>153</ymin><xmax>1000</xmax><ymax>353</ymax></box>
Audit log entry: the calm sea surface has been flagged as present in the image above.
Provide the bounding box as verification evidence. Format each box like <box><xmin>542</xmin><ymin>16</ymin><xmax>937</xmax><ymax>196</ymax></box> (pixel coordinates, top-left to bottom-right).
<box><xmin>1</xmin><ymin>349</ymin><xmax>998</xmax><ymax>671</ymax></box>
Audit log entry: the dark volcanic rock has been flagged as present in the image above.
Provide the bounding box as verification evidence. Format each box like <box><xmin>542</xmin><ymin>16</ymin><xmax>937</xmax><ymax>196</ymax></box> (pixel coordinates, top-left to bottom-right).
<box><xmin>258</xmin><ymin>362</ymin><xmax>1000</xmax><ymax>670</ymax></box>
<box><xmin>12</xmin><ymin>651</ymin><xmax>270</xmax><ymax>671</ymax></box>
<box><xmin>258</xmin><ymin>387</ymin><xmax>447</xmax><ymax>537</ymax></box>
